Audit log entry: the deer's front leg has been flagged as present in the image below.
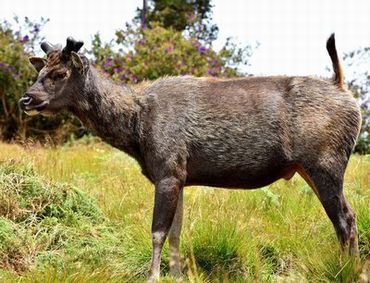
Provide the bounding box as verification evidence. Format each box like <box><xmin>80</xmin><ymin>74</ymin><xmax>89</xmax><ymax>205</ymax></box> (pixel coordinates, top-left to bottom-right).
<box><xmin>168</xmin><ymin>188</ymin><xmax>183</xmax><ymax>277</ymax></box>
<box><xmin>148</xmin><ymin>177</ymin><xmax>182</xmax><ymax>282</ymax></box>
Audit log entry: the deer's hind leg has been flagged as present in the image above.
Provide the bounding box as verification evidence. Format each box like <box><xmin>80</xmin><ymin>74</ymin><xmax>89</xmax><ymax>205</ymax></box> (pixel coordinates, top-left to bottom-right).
<box><xmin>299</xmin><ymin>160</ymin><xmax>358</xmax><ymax>255</ymax></box>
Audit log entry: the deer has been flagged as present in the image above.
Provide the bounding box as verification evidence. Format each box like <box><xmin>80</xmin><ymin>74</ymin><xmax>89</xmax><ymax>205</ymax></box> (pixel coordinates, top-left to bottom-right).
<box><xmin>19</xmin><ymin>34</ymin><xmax>361</xmax><ymax>282</ymax></box>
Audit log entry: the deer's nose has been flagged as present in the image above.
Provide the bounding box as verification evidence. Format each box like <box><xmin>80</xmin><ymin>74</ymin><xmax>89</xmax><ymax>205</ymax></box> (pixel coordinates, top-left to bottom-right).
<box><xmin>19</xmin><ymin>94</ymin><xmax>33</xmax><ymax>109</ymax></box>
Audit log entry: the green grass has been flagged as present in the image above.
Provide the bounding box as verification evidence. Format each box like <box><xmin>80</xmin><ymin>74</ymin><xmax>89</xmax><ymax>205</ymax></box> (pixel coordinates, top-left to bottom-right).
<box><xmin>0</xmin><ymin>141</ymin><xmax>369</xmax><ymax>282</ymax></box>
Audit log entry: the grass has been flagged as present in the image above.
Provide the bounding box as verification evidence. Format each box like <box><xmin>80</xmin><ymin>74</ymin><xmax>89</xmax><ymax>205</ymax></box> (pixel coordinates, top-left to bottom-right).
<box><xmin>0</xmin><ymin>141</ymin><xmax>369</xmax><ymax>282</ymax></box>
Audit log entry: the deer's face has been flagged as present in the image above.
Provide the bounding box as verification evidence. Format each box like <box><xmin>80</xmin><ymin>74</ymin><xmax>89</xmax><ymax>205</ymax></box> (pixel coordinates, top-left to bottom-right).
<box><xmin>19</xmin><ymin>38</ymin><xmax>88</xmax><ymax>116</ymax></box>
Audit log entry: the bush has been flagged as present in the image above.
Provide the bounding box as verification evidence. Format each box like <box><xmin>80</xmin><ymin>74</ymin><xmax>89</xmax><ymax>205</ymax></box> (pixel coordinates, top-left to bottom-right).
<box><xmin>0</xmin><ymin>18</ymin><xmax>38</xmax><ymax>140</ymax></box>
<box><xmin>0</xmin><ymin>160</ymin><xmax>123</xmax><ymax>272</ymax></box>
<box><xmin>91</xmin><ymin>24</ymin><xmax>253</xmax><ymax>84</ymax></box>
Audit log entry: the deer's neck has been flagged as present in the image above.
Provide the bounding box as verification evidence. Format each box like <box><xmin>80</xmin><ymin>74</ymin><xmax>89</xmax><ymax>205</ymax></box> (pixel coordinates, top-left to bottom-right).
<box><xmin>70</xmin><ymin>68</ymin><xmax>141</xmax><ymax>159</ymax></box>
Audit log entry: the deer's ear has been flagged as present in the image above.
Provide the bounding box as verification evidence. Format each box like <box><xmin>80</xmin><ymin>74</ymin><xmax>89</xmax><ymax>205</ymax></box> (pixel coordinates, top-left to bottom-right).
<box><xmin>71</xmin><ymin>51</ymin><xmax>84</xmax><ymax>73</ymax></box>
<box><xmin>29</xmin><ymin>57</ymin><xmax>47</xmax><ymax>72</ymax></box>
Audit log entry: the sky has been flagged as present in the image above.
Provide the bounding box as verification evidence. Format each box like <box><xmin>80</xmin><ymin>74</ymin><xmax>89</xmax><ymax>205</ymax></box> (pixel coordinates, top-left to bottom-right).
<box><xmin>1</xmin><ymin>0</ymin><xmax>369</xmax><ymax>77</ymax></box>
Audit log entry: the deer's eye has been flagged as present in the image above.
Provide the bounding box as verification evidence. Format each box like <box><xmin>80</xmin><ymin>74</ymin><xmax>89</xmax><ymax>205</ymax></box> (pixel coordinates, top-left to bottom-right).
<box><xmin>52</xmin><ymin>72</ymin><xmax>67</xmax><ymax>81</ymax></box>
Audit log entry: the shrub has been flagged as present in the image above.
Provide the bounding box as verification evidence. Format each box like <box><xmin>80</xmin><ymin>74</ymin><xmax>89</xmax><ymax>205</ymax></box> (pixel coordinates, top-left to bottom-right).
<box><xmin>0</xmin><ymin>160</ymin><xmax>123</xmax><ymax>272</ymax></box>
<box><xmin>0</xmin><ymin>18</ymin><xmax>38</xmax><ymax>140</ymax></box>
<box><xmin>91</xmin><ymin>24</ymin><xmax>254</xmax><ymax>84</ymax></box>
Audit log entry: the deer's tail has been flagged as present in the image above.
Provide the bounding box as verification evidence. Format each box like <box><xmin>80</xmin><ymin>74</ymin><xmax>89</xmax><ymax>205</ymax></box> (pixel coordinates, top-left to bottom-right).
<box><xmin>326</xmin><ymin>33</ymin><xmax>345</xmax><ymax>90</ymax></box>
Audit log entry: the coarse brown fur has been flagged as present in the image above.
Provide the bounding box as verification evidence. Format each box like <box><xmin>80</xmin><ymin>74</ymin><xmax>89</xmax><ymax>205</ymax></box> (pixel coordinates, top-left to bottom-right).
<box><xmin>20</xmin><ymin>34</ymin><xmax>362</xmax><ymax>282</ymax></box>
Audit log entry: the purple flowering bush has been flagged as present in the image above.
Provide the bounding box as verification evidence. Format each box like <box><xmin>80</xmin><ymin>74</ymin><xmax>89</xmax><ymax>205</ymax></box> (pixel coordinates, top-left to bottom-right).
<box><xmin>91</xmin><ymin>24</ymin><xmax>251</xmax><ymax>84</ymax></box>
<box><xmin>0</xmin><ymin>20</ymin><xmax>37</xmax><ymax>140</ymax></box>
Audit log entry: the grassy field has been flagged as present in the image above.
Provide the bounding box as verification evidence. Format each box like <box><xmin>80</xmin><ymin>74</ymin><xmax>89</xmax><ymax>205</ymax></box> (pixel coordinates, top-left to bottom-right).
<box><xmin>0</xmin><ymin>141</ymin><xmax>369</xmax><ymax>282</ymax></box>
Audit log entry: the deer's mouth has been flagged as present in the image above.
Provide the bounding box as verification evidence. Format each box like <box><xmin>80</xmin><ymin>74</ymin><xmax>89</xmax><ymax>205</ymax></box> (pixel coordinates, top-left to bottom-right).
<box><xmin>19</xmin><ymin>94</ymin><xmax>50</xmax><ymax>116</ymax></box>
<box><xmin>24</xmin><ymin>100</ymin><xmax>49</xmax><ymax>116</ymax></box>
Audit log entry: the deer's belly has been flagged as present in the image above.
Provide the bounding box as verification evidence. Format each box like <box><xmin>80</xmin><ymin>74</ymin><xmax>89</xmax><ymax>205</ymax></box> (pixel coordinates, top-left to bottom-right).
<box><xmin>185</xmin><ymin>157</ymin><xmax>296</xmax><ymax>189</ymax></box>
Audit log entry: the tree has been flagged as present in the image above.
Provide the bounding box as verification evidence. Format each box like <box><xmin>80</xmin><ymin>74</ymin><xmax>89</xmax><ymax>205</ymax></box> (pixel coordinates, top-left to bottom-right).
<box><xmin>136</xmin><ymin>0</ymin><xmax>218</xmax><ymax>42</ymax></box>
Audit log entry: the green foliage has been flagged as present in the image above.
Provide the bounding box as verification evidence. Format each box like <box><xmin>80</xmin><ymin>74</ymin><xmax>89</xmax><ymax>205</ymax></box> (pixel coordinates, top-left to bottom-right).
<box><xmin>137</xmin><ymin>0</ymin><xmax>218</xmax><ymax>42</ymax></box>
<box><xmin>91</xmin><ymin>0</ymin><xmax>253</xmax><ymax>84</ymax></box>
<box><xmin>0</xmin><ymin>18</ymin><xmax>38</xmax><ymax>140</ymax></box>
<box><xmin>92</xmin><ymin>24</ymin><xmax>252</xmax><ymax>84</ymax></box>
<box><xmin>357</xmin><ymin>202</ymin><xmax>370</xmax><ymax>256</ymax></box>
<box><xmin>0</xmin><ymin>160</ymin><xmax>125</xmax><ymax>274</ymax></box>
<box><xmin>189</xmin><ymin>221</ymin><xmax>245</xmax><ymax>278</ymax></box>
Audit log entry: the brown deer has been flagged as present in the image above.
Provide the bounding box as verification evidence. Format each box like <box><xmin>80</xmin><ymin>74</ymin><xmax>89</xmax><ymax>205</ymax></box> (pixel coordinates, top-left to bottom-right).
<box><xmin>19</xmin><ymin>34</ymin><xmax>361</xmax><ymax>282</ymax></box>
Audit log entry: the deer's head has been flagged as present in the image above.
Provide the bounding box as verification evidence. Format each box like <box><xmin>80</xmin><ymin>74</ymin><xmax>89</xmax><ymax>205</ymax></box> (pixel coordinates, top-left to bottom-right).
<box><xmin>19</xmin><ymin>37</ymin><xmax>89</xmax><ymax>116</ymax></box>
